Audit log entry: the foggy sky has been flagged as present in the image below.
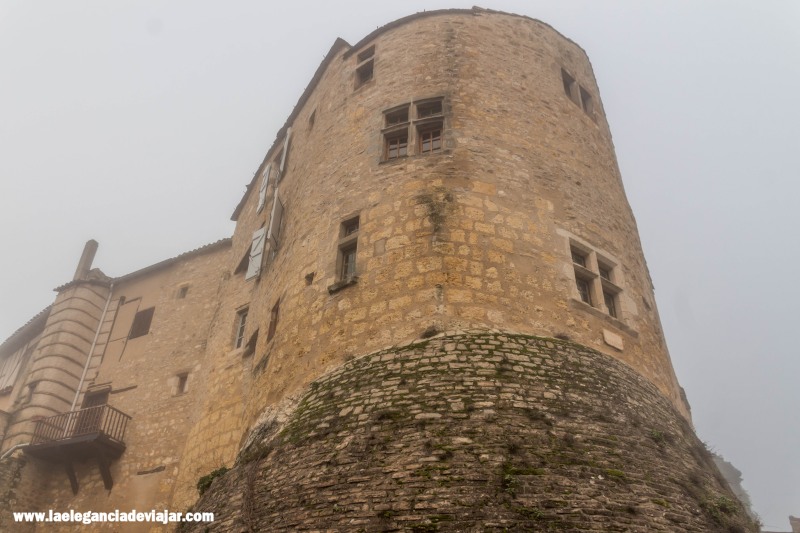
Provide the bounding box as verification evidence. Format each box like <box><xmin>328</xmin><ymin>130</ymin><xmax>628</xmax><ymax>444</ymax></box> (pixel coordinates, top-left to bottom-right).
<box><xmin>0</xmin><ymin>1</ymin><xmax>797</xmax><ymax>528</ymax></box>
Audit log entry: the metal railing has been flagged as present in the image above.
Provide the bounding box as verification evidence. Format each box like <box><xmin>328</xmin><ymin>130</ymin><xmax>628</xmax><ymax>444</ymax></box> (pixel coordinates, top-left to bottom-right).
<box><xmin>30</xmin><ymin>404</ymin><xmax>131</xmax><ymax>446</ymax></box>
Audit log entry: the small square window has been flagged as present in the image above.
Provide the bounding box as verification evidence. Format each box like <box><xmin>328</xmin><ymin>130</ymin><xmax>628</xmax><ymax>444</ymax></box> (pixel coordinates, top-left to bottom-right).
<box><xmin>598</xmin><ymin>264</ymin><xmax>612</xmax><ymax>281</ymax></box>
<box><xmin>418</xmin><ymin>124</ymin><xmax>442</xmax><ymax>154</ymax></box>
<box><xmin>356</xmin><ymin>45</ymin><xmax>374</xmax><ymax>63</ymax></box>
<box><xmin>129</xmin><ymin>307</ymin><xmax>155</xmax><ymax>339</ymax></box>
<box><xmin>356</xmin><ymin>61</ymin><xmax>373</xmax><ymax>87</ymax></box>
<box><xmin>571</xmin><ymin>248</ymin><xmax>587</xmax><ymax>267</ymax></box>
<box><xmin>234</xmin><ymin>308</ymin><xmax>248</xmax><ymax>349</ymax></box>
<box><xmin>176</xmin><ymin>373</ymin><xmax>189</xmax><ymax>395</ymax></box>
<box><xmin>177</xmin><ymin>286</ymin><xmax>189</xmax><ymax>299</ymax></box>
<box><xmin>343</xmin><ymin>217</ymin><xmax>360</xmax><ymax>237</ymax></box>
<box><xmin>384</xmin><ymin>132</ymin><xmax>408</xmax><ymax>160</ymax></box>
<box><xmin>385</xmin><ymin>107</ymin><xmax>409</xmax><ymax>127</ymax></box>
<box><xmin>416</xmin><ymin>100</ymin><xmax>442</xmax><ymax>119</ymax></box>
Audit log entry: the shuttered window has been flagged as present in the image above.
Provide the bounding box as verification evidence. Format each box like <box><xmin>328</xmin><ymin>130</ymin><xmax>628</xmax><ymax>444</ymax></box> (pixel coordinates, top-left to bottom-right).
<box><xmin>245</xmin><ymin>227</ymin><xmax>267</xmax><ymax>280</ymax></box>
<box><xmin>257</xmin><ymin>164</ymin><xmax>271</xmax><ymax>213</ymax></box>
<box><xmin>278</xmin><ymin>128</ymin><xmax>292</xmax><ymax>179</ymax></box>
<box><xmin>129</xmin><ymin>307</ymin><xmax>155</xmax><ymax>339</ymax></box>
<box><xmin>267</xmin><ymin>195</ymin><xmax>285</xmax><ymax>258</ymax></box>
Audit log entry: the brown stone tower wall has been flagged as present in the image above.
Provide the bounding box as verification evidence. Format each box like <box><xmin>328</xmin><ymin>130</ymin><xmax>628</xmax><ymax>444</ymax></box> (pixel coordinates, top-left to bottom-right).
<box><xmin>175</xmin><ymin>10</ymin><xmax>687</xmax><ymax>495</ymax></box>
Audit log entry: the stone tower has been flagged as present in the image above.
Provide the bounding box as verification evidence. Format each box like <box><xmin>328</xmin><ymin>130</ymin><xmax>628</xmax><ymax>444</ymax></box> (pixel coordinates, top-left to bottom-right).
<box><xmin>0</xmin><ymin>8</ymin><xmax>758</xmax><ymax>532</ymax></box>
<box><xmin>180</xmin><ymin>8</ymin><xmax>757</xmax><ymax>532</ymax></box>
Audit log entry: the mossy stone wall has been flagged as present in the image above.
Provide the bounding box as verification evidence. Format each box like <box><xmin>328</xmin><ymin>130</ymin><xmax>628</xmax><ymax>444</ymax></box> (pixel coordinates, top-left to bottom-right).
<box><xmin>190</xmin><ymin>332</ymin><xmax>755</xmax><ymax>532</ymax></box>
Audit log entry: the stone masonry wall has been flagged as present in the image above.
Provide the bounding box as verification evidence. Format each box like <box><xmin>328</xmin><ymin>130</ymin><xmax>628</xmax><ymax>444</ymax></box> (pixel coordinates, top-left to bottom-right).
<box><xmin>189</xmin><ymin>332</ymin><xmax>757</xmax><ymax>532</ymax></box>
<box><xmin>179</xmin><ymin>10</ymin><xmax>689</xmax><ymax>499</ymax></box>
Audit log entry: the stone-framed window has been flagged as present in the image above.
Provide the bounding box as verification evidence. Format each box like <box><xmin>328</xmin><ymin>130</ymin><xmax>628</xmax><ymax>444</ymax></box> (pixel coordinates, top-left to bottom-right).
<box><xmin>381</xmin><ymin>98</ymin><xmax>444</xmax><ymax>162</ymax></box>
<box><xmin>568</xmin><ymin>240</ymin><xmax>623</xmax><ymax>320</ymax></box>
<box><xmin>234</xmin><ymin>307</ymin><xmax>248</xmax><ymax>349</ymax></box>
<box><xmin>328</xmin><ymin>215</ymin><xmax>360</xmax><ymax>294</ymax></box>
<box><xmin>560</xmin><ymin>67</ymin><xmax>596</xmax><ymax>121</ymax></box>
<box><xmin>355</xmin><ymin>45</ymin><xmax>375</xmax><ymax>89</ymax></box>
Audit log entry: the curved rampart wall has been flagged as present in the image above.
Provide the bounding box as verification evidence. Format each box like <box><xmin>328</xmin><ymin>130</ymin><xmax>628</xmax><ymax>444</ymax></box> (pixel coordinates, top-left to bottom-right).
<box><xmin>188</xmin><ymin>333</ymin><xmax>755</xmax><ymax>532</ymax></box>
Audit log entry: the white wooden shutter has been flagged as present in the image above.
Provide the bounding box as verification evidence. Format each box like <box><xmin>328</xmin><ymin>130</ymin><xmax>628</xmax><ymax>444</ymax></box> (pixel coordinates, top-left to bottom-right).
<box><xmin>267</xmin><ymin>195</ymin><xmax>285</xmax><ymax>254</ymax></box>
<box><xmin>278</xmin><ymin>127</ymin><xmax>292</xmax><ymax>178</ymax></box>
<box><xmin>256</xmin><ymin>163</ymin><xmax>271</xmax><ymax>213</ymax></box>
<box><xmin>245</xmin><ymin>227</ymin><xmax>267</xmax><ymax>280</ymax></box>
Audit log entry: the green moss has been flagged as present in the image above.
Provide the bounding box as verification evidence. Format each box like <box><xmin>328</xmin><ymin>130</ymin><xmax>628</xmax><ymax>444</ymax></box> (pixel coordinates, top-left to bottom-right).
<box><xmin>516</xmin><ymin>506</ymin><xmax>543</xmax><ymax>519</ymax></box>
<box><xmin>700</xmin><ymin>495</ymin><xmax>739</xmax><ymax>525</ymax></box>
<box><xmin>605</xmin><ymin>468</ymin><xmax>626</xmax><ymax>481</ymax></box>
<box><xmin>196</xmin><ymin>466</ymin><xmax>229</xmax><ymax>496</ymax></box>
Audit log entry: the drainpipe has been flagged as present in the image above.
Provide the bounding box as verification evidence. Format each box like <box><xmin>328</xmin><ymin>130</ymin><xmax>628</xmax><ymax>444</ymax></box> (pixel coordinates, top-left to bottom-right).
<box><xmin>70</xmin><ymin>282</ymin><xmax>114</xmax><ymax>412</ymax></box>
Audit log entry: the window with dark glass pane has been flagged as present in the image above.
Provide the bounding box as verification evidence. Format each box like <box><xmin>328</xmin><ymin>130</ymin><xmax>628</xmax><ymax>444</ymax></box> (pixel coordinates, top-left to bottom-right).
<box><xmin>604</xmin><ymin>291</ymin><xmax>617</xmax><ymax>318</ymax></box>
<box><xmin>576</xmin><ymin>278</ymin><xmax>592</xmax><ymax>305</ymax></box>
<box><xmin>386</xmin><ymin>133</ymin><xmax>408</xmax><ymax>159</ymax></box>
<box><xmin>571</xmin><ymin>249</ymin><xmax>586</xmax><ymax>267</ymax></box>
<box><xmin>419</xmin><ymin>127</ymin><xmax>442</xmax><ymax>153</ymax></box>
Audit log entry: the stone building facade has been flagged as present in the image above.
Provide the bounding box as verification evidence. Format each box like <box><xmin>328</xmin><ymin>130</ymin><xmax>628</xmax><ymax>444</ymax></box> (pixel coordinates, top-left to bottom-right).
<box><xmin>0</xmin><ymin>8</ymin><xmax>758</xmax><ymax>532</ymax></box>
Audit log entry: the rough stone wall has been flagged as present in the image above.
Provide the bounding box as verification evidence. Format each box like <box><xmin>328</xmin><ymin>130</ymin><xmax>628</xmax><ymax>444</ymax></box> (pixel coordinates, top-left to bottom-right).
<box><xmin>179</xmin><ymin>10</ymin><xmax>688</xmax><ymax>495</ymax></box>
<box><xmin>188</xmin><ymin>332</ymin><xmax>756</xmax><ymax>532</ymax></box>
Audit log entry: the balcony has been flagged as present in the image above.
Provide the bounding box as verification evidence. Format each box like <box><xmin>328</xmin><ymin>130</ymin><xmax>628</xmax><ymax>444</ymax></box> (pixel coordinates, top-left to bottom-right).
<box><xmin>24</xmin><ymin>404</ymin><xmax>131</xmax><ymax>493</ymax></box>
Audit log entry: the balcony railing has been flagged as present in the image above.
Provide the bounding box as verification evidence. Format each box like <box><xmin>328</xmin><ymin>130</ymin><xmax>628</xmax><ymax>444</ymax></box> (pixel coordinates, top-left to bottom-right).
<box><xmin>31</xmin><ymin>404</ymin><xmax>131</xmax><ymax>446</ymax></box>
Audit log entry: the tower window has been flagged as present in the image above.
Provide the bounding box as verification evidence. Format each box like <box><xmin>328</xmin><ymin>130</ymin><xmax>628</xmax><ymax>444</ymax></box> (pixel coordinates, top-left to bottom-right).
<box><xmin>604</xmin><ymin>291</ymin><xmax>617</xmax><ymax>318</ymax></box>
<box><xmin>561</xmin><ymin>68</ymin><xmax>578</xmax><ymax>105</ymax></box>
<box><xmin>571</xmin><ymin>248</ymin><xmax>587</xmax><ymax>267</ymax></box>
<box><xmin>381</xmin><ymin>98</ymin><xmax>445</xmax><ymax>162</ymax></box>
<box><xmin>355</xmin><ymin>45</ymin><xmax>375</xmax><ymax>89</ymax></box>
<box><xmin>579</xmin><ymin>85</ymin><xmax>595</xmax><ymax>118</ymax></box>
<box><xmin>568</xmin><ymin>239</ymin><xmax>623</xmax><ymax>321</ymax></box>
<box><xmin>384</xmin><ymin>132</ymin><xmax>408</xmax><ymax>160</ymax></box>
<box><xmin>328</xmin><ymin>215</ymin><xmax>361</xmax><ymax>294</ymax></box>
<box><xmin>234</xmin><ymin>308</ymin><xmax>248</xmax><ymax>349</ymax></box>
<box><xmin>337</xmin><ymin>216</ymin><xmax>359</xmax><ymax>281</ymax></box>
<box><xmin>418</xmin><ymin>125</ymin><xmax>442</xmax><ymax>154</ymax></box>
<box><xmin>267</xmin><ymin>299</ymin><xmax>280</xmax><ymax>342</ymax></box>
<box><xmin>576</xmin><ymin>277</ymin><xmax>592</xmax><ymax>305</ymax></box>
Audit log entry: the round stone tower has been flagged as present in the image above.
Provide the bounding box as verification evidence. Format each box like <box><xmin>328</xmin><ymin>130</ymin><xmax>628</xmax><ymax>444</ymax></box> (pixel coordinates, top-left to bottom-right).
<box><xmin>181</xmin><ymin>9</ymin><xmax>756</xmax><ymax>531</ymax></box>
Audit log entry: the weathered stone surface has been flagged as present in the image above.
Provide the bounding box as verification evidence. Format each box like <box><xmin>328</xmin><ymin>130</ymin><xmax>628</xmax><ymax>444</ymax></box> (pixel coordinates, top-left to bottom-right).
<box><xmin>188</xmin><ymin>333</ymin><xmax>757</xmax><ymax>532</ymax></box>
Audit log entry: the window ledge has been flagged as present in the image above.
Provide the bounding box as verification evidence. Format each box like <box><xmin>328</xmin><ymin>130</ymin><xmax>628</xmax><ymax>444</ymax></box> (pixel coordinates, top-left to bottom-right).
<box><xmin>328</xmin><ymin>276</ymin><xmax>359</xmax><ymax>294</ymax></box>
<box><xmin>568</xmin><ymin>298</ymin><xmax>638</xmax><ymax>338</ymax></box>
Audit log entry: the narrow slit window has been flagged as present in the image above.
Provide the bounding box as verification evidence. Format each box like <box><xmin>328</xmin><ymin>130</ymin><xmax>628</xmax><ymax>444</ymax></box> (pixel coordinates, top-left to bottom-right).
<box><xmin>235</xmin><ymin>308</ymin><xmax>248</xmax><ymax>349</ymax></box>
<box><xmin>267</xmin><ymin>299</ymin><xmax>280</xmax><ymax>342</ymax></box>
<box><xmin>603</xmin><ymin>291</ymin><xmax>617</xmax><ymax>318</ymax></box>
<box><xmin>576</xmin><ymin>278</ymin><xmax>592</xmax><ymax>305</ymax></box>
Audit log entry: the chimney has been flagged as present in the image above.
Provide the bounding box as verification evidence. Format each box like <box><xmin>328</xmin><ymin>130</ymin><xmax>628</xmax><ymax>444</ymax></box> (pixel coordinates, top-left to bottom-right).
<box><xmin>73</xmin><ymin>240</ymin><xmax>99</xmax><ymax>281</ymax></box>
